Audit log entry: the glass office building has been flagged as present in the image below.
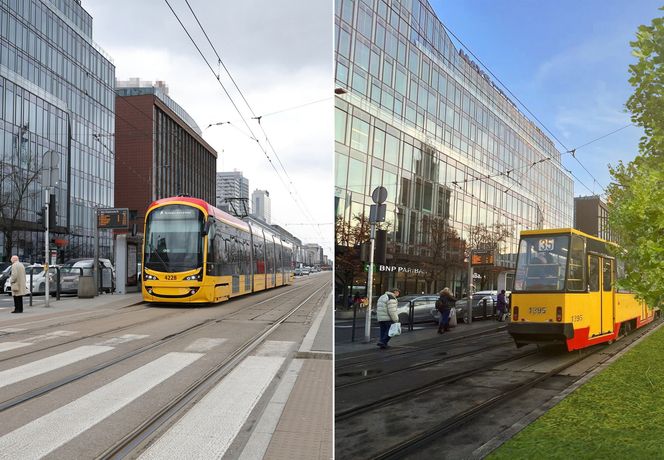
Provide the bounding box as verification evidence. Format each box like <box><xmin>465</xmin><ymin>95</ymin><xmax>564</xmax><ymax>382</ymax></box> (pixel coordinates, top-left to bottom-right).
<box><xmin>0</xmin><ymin>0</ymin><xmax>115</xmax><ymax>262</ymax></box>
<box><xmin>335</xmin><ymin>0</ymin><xmax>573</xmax><ymax>295</ymax></box>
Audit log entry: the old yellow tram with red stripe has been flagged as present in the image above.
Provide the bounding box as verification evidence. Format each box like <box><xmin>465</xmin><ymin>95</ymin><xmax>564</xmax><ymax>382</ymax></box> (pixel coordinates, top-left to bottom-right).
<box><xmin>507</xmin><ymin>228</ymin><xmax>656</xmax><ymax>351</ymax></box>
<box><xmin>142</xmin><ymin>196</ymin><xmax>294</xmax><ymax>304</ymax></box>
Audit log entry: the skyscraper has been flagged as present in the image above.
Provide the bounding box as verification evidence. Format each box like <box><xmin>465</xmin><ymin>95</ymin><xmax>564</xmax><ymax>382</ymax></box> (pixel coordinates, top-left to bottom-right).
<box><xmin>252</xmin><ymin>189</ymin><xmax>272</xmax><ymax>224</ymax></box>
<box><xmin>216</xmin><ymin>171</ymin><xmax>250</xmax><ymax>214</ymax></box>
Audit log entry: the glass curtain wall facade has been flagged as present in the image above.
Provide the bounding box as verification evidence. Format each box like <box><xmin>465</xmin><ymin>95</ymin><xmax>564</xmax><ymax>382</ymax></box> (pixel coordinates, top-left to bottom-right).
<box><xmin>335</xmin><ymin>0</ymin><xmax>573</xmax><ymax>296</ymax></box>
<box><xmin>0</xmin><ymin>0</ymin><xmax>115</xmax><ymax>262</ymax></box>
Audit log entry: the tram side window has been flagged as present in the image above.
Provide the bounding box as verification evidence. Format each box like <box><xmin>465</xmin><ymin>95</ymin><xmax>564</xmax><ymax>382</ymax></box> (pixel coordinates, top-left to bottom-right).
<box><xmin>603</xmin><ymin>259</ymin><xmax>612</xmax><ymax>292</ymax></box>
<box><xmin>566</xmin><ymin>235</ymin><xmax>585</xmax><ymax>291</ymax></box>
<box><xmin>615</xmin><ymin>259</ymin><xmax>631</xmax><ymax>293</ymax></box>
<box><xmin>254</xmin><ymin>242</ymin><xmax>265</xmax><ymax>274</ymax></box>
<box><xmin>588</xmin><ymin>256</ymin><xmax>600</xmax><ymax>292</ymax></box>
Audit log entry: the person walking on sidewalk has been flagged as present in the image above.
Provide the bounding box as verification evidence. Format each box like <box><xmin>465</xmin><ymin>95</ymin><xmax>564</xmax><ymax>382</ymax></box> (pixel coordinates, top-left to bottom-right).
<box><xmin>436</xmin><ymin>287</ymin><xmax>456</xmax><ymax>334</ymax></box>
<box><xmin>9</xmin><ymin>255</ymin><xmax>28</xmax><ymax>313</ymax></box>
<box><xmin>496</xmin><ymin>289</ymin><xmax>507</xmax><ymax>321</ymax></box>
<box><xmin>376</xmin><ymin>287</ymin><xmax>400</xmax><ymax>349</ymax></box>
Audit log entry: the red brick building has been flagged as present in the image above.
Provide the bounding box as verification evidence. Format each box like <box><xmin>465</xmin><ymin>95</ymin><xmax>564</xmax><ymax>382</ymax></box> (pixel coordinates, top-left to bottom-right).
<box><xmin>115</xmin><ymin>82</ymin><xmax>217</xmax><ymax>232</ymax></box>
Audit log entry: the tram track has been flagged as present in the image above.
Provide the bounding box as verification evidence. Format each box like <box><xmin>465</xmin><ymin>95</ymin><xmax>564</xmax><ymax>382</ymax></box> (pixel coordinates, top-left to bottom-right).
<box><xmin>0</xmin><ymin>283</ymin><xmax>310</xmax><ymax>363</ymax></box>
<box><xmin>335</xmin><ymin>336</ymin><xmax>516</xmax><ymax>390</ymax></box>
<box><xmin>98</xmin><ymin>280</ymin><xmax>331</xmax><ymax>459</ymax></box>
<box><xmin>335</xmin><ymin>346</ymin><xmax>539</xmax><ymax>422</ymax></box>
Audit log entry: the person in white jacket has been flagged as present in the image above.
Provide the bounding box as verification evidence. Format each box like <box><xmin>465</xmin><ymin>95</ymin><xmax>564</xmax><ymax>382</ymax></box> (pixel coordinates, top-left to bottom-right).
<box><xmin>376</xmin><ymin>287</ymin><xmax>400</xmax><ymax>349</ymax></box>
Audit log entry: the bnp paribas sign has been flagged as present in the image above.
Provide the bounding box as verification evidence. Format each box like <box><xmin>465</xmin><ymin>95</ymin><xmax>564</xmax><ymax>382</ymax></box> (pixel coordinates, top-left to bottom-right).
<box><xmin>378</xmin><ymin>265</ymin><xmax>427</xmax><ymax>275</ymax></box>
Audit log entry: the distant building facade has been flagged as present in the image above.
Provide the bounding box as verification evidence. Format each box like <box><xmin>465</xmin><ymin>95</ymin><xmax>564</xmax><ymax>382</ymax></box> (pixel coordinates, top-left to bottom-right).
<box><xmin>335</xmin><ymin>0</ymin><xmax>574</xmax><ymax>295</ymax></box>
<box><xmin>303</xmin><ymin>243</ymin><xmax>324</xmax><ymax>266</ymax></box>
<box><xmin>0</xmin><ymin>0</ymin><xmax>116</xmax><ymax>262</ymax></box>
<box><xmin>216</xmin><ymin>171</ymin><xmax>249</xmax><ymax>215</ymax></box>
<box><xmin>115</xmin><ymin>81</ymin><xmax>216</xmax><ymax>232</ymax></box>
<box><xmin>574</xmin><ymin>195</ymin><xmax>613</xmax><ymax>242</ymax></box>
<box><xmin>252</xmin><ymin>189</ymin><xmax>272</xmax><ymax>224</ymax></box>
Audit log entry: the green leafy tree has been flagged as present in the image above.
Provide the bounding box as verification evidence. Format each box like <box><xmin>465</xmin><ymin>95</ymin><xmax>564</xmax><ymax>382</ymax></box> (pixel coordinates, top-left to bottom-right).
<box><xmin>607</xmin><ymin>8</ymin><xmax>664</xmax><ymax>307</ymax></box>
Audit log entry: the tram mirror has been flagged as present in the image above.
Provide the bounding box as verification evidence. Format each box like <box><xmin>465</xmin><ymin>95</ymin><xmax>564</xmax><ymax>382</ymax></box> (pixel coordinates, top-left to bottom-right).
<box><xmin>202</xmin><ymin>219</ymin><xmax>212</xmax><ymax>236</ymax></box>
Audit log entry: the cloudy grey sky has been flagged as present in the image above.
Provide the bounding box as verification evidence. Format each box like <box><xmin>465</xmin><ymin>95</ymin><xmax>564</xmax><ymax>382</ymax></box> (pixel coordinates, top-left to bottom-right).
<box><xmin>84</xmin><ymin>0</ymin><xmax>334</xmax><ymax>256</ymax></box>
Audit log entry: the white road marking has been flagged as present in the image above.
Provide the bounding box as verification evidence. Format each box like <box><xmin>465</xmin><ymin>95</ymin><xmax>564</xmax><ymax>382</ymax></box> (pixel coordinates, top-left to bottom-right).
<box><xmin>184</xmin><ymin>338</ymin><xmax>227</xmax><ymax>353</ymax></box>
<box><xmin>29</xmin><ymin>331</ymin><xmax>77</xmax><ymax>343</ymax></box>
<box><xmin>0</xmin><ymin>328</ymin><xmax>26</xmax><ymax>333</ymax></box>
<box><xmin>238</xmin><ymin>359</ymin><xmax>304</xmax><ymax>460</ymax></box>
<box><xmin>0</xmin><ymin>345</ymin><xmax>113</xmax><ymax>390</ymax></box>
<box><xmin>139</xmin><ymin>347</ymin><xmax>291</xmax><ymax>459</ymax></box>
<box><xmin>0</xmin><ymin>352</ymin><xmax>203</xmax><ymax>460</ymax></box>
<box><xmin>0</xmin><ymin>342</ymin><xmax>32</xmax><ymax>353</ymax></box>
<box><xmin>96</xmin><ymin>334</ymin><xmax>149</xmax><ymax>346</ymax></box>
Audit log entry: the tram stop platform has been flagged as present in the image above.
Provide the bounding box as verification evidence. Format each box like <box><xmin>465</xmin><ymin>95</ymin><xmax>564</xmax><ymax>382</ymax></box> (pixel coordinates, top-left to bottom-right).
<box><xmin>1</xmin><ymin>290</ymin><xmax>333</xmax><ymax>460</ymax></box>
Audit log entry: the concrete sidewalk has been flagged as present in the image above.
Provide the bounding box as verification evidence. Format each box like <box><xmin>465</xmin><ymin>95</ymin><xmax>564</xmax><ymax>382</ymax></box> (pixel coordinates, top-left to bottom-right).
<box><xmin>336</xmin><ymin>314</ymin><xmax>507</xmax><ymax>356</ymax></box>
<box><xmin>242</xmin><ymin>293</ymin><xmax>333</xmax><ymax>460</ymax></box>
<box><xmin>2</xmin><ymin>291</ymin><xmax>144</xmax><ymax>316</ymax></box>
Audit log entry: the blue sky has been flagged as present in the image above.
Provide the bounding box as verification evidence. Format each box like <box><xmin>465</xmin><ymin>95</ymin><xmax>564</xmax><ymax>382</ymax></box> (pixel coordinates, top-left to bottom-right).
<box><xmin>430</xmin><ymin>0</ymin><xmax>662</xmax><ymax>198</ymax></box>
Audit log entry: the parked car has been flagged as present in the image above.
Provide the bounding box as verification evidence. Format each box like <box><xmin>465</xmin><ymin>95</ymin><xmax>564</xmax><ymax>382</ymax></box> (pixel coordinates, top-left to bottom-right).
<box><xmin>388</xmin><ymin>294</ymin><xmax>440</xmax><ymax>325</ymax></box>
<box><xmin>4</xmin><ymin>264</ymin><xmax>58</xmax><ymax>295</ymax></box>
<box><xmin>60</xmin><ymin>258</ymin><xmax>116</xmax><ymax>294</ymax></box>
<box><xmin>438</xmin><ymin>290</ymin><xmax>511</xmax><ymax>323</ymax></box>
<box><xmin>294</xmin><ymin>268</ymin><xmax>303</xmax><ymax>276</ymax></box>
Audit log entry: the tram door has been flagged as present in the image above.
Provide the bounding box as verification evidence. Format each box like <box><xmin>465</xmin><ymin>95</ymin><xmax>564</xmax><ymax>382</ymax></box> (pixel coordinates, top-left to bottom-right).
<box><xmin>601</xmin><ymin>258</ymin><xmax>615</xmax><ymax>334</ymax></box>
<box><xmin>587</xmin><ymin>255</ymin><xmax>602</xmax><ymax>337</ymax></box>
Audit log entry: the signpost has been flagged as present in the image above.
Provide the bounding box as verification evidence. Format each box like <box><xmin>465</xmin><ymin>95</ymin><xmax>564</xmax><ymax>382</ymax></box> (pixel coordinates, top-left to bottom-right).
<box><xmin>365</xmin><ymin>186</ymin><xmax>387</xmax><ymax>343</ymax></box>
<box><xmin>42</xmin><ymin>150</ymin><xmax>59</xmax><ymax>308</ymax></box>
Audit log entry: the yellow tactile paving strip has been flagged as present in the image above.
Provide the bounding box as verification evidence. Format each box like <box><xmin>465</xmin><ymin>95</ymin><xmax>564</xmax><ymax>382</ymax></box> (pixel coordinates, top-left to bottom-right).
<box><xmin>263</xmin><ymin>359</ymin><xmax>333</xmax><ymax>459</ymax></box>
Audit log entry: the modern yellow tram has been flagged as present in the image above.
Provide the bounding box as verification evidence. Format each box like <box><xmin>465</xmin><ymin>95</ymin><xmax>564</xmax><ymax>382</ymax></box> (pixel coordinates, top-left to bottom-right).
<box><xmin>142</xmin><ymin>196</ymin><xmax>294</xmax><ymax>304</ymax></box>
<box><xmin>507</xmin><ymin>228</ymin><xmax>656</xmax><ymax>351</ymax></box>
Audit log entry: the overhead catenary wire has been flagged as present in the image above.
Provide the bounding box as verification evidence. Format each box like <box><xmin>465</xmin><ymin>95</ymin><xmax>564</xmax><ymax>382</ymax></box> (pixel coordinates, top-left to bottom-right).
<box><xmin>164</xmin><ymin>0</ymin><xmax>327</xmax><ymax>244</ymax></box>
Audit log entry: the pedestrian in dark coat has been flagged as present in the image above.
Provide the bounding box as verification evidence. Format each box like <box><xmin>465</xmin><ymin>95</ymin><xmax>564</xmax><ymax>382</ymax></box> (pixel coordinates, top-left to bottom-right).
<box><xmin>496</xmin><ymin>290</ymin><xmax>507</xmax><ymax>321</ymax></box>
<box><xmin>9</xmin><ymin>255</ymin><xmax>28</xmax><ymax>313</ymax></box>
<box><xmin>436</xmin><ymin>287</ymin><xmax>456</xmax><ymax>334</ymax></box>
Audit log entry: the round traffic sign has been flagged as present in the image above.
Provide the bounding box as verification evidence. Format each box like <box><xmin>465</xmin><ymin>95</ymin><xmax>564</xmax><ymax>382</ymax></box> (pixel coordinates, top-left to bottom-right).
<box><xmin>371</xmin><ymin>186</ymin><xmax>388</xmax><ymax>204</ymax></box>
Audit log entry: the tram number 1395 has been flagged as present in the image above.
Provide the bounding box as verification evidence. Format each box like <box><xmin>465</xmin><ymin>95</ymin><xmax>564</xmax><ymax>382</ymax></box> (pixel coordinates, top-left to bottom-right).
<box><xmin>528</xmin><ymin>307</ymin><xmax>547</xmax><ymax>315</ymax></box>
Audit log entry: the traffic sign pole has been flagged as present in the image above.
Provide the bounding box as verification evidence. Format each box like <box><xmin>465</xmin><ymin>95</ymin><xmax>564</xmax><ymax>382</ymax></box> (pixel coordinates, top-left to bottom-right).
<box><xmin>44</xmin><ymin>189</ymin><xmax>50</xmax><ymax>307</ymax></box>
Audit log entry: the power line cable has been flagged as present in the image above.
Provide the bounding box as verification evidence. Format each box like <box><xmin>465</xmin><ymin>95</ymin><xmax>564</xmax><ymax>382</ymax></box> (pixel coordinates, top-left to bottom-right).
<box><xmin>181</xmin><ymin>0</ymin><xmax>325</xmax><ymax>240</ymax></box>
<box><xmin>164</xmin><ymin>0</ymin><xmax>327</xmax><ymax>244</ymax></box>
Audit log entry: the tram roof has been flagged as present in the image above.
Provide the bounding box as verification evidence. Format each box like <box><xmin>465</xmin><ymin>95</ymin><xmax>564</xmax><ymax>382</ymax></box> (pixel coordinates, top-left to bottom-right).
<box><xmin>520</xmin><ymin>228</ymin><xmax>613</xmax><ymax>245</ymax></box>
<box><xmin>149</xmin><ymin>196</ymin><xmax>250</xmax><ymax>232</ymax></box>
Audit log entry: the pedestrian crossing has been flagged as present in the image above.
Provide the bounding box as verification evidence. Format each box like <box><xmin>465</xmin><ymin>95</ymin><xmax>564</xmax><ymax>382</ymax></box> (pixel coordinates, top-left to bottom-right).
<box><xmin>0</xmin><ymin>333</ymin><xmax>296</xmax><ymax>459</ymax></box>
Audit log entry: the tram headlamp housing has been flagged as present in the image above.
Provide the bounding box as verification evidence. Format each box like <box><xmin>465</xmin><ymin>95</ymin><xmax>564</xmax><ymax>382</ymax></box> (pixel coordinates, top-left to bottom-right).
<box><xmin>556</xmin><ymin>306</ymin><xmax>562</xmax><ymax>322</ymax></box>
<box><xmin>144</xmin><ymin>272</ymin><xmax>158</xmax><ymax>281</ymax></box>
<box><xmin>184</xmin><ymin>269</ymin><xmax>203</xmax><ymax>281</ymax></box>
<box><xmin>513</xmin><ymin>306</ymin><xmax>519</xmax><ymax>321</ymax></box>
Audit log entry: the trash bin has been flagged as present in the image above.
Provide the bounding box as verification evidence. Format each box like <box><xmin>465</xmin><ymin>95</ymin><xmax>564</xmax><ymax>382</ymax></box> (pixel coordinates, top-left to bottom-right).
<box><xmin>78</xmin><ymin>275</ymin><xmax>96</xmax><ymax>298</ymax></box>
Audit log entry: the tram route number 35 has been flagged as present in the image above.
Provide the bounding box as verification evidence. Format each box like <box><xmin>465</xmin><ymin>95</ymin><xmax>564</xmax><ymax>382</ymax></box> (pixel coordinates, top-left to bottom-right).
<box><xmin>528</xmin><ymin>307</ymin><xmax>547</xmax><ymax>315</ymax></box>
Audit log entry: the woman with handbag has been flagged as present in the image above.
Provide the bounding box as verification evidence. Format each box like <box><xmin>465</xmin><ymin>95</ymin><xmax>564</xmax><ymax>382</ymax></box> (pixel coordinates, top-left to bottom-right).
<box><xmin>376</xmin><ymin>287</ymin><xmax>400</xmax><ymax>349</ymax></box>
<box><xmin>436</xmin><ymin>287</ymin><xmax>456</xmax><ymax>334</ymax></box>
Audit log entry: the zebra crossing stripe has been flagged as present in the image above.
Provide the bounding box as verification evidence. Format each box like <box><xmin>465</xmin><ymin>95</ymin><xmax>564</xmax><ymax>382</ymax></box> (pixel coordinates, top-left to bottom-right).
<box><xmin>0</xmin><ymin>342</ymin><xmax>32</xmax><ymax>353</ymax></box>
<box><xmin>184</xmin><ymin>338</ymin><xmax>227</xmax><ymax>353</ymax></box>
<box><xmin>96</xmin><ymin>334</ymin><xmax>149</xmax><ymax>346</ymax></box>
<box><xmin>0</xmin><ymin>352</ymin><xmax>203</xmax><ymax>460</ymax></box>
<box><xmin>139</xmin><ymin>355</ymin><xmax>286</xmax><ymax>459</ymax></box>
<box><xmin>0</xmin><ymin>345</ymin><xmax>114</xmax><ymax>390</ymax></box>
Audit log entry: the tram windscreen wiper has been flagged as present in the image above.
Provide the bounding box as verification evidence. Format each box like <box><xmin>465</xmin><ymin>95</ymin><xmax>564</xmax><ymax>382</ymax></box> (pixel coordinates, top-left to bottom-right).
<box><xmin>147</xmin><ymin>241</ymin><xmax>170</xmax><ymax>272</ymax></box>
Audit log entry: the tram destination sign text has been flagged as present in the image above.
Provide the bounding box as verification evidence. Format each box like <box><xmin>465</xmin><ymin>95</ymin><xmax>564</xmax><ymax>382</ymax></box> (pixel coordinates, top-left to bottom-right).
<box><xmin>97</xmin><ymin>208</ymin><xmax>129</xmax><ymax>229</ymax></box>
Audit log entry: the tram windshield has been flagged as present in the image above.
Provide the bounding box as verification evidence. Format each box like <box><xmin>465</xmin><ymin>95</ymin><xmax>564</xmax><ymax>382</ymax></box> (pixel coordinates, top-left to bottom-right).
<box><xmin>144</xmin><ymin>205</ymin><xmax>204</xmax><ymax>272</ymax></box>
<box><xmin>514</xmin><ymin>235</ymin><xmax>569</xmax><ymax>291</ymax></box>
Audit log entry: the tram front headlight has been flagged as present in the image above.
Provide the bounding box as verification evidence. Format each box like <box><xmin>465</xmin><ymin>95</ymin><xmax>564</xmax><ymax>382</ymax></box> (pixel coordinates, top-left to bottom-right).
<box><xmin>184</xmin><ymin>269</ymin><xmax>203</xmax><ymax>281</ymax></box>
<box><xmin>144</xmin><ymin>272</ymin><xmax>158</xmax><ymax>281</ymax></box>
